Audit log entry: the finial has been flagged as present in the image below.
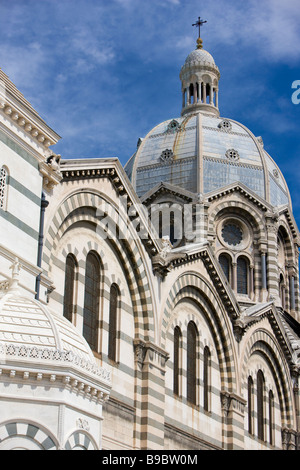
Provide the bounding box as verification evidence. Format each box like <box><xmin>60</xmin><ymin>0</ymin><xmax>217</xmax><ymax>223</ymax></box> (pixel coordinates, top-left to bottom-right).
<box><xmin>192</xmin><ymin>17</ymin><xmax>207</xmax><ymax>49</ymax></box>
<box><xmin>196</xmin><ymin>38</ymin><xmax>203</xmax><ymax>50</ymax></box>
<box><xmin>9</xmin><ymin>257</ymin><xmax>21</xmax><ymax>293</ymax></box>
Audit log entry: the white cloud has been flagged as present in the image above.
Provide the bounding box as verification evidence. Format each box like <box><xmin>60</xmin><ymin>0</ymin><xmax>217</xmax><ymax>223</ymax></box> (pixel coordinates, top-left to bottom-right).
<box><xmin>203</xmin><ymin>0</ymin><xmax>300</xmax><ymax>63</ymax></box>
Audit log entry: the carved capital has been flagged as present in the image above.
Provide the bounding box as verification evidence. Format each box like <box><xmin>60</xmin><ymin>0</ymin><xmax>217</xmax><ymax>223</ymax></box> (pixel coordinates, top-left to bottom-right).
<box><xmin>133</xmin><ymin>339</ymin><xmax>169</xmax><ymax>375</ymax></box>
<box><xmin>220</xmin><ymin>391</ymin><xmax>246</xmax><ymax>418</ymax></box>
<box><xmin>282</xmin><ymin>428</ymin><xmax>297</xmax><ymax>450</ymax></box>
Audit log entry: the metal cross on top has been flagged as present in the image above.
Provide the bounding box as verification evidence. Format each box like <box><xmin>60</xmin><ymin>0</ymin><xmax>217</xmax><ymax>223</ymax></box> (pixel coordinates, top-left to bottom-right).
<box><xmin>192</xmin><ymin>17</ymin><xmax>207</xmax><ymax>38</ymax></box>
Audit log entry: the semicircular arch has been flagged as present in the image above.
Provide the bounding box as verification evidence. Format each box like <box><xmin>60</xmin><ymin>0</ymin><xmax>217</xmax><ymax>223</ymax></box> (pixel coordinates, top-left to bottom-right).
<box><xmin>240</xmin><ymin>327</ymin><xmax>295</xmax><ymax>429</ymax></box>
<box><xmin>161</xmin><ymin>271</ymin><xmax>238</xmax><ymax>392</ymax></box>
<box><xmin>208</xmin><ymin>199</ymin><xmax>266</xmax><ymax>241</ymax></box>
<box><xmin>0</xmin><ymin>420</ymin><xmax>58</xmax><ymax>450</ymax></box>
<box><xmin>43</xmin><ymin>189</ymin><xmax>156</xmax><ymax>343</ymax></box>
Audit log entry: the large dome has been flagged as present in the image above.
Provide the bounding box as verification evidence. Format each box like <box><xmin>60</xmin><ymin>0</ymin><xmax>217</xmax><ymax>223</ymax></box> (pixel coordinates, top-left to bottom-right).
<box><xmin>125</xmin><ymin>43</ymin><xmax>291</xmax><ymax>209</ymax></box>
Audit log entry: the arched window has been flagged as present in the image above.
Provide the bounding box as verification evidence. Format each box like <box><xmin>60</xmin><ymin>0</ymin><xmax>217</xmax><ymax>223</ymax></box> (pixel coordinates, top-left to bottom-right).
<box><xmin>189</xmin><ymin>83</ymin><xmax>194</xmax><ymax>104</ymax></box>
<box><xmin>269</xmin><ymin>390</ymin><xmax>274</xmax><ymax>446</ymax></box>
<box><xmin>203</xmin><ymin>346</ymin><xmax>211</xmax><ymax>412</ymax></box>
<box><xmin>187</xmin><ymin>321</ymin><xmax>197</xmax><ymax>405</ymax></box>
<box><xmin>173</xmin><ymin>326</ymin><xmax>181</xmax><ymax>396</ymax></box>
<box><xmin>219</xmin><ymin>253</ymin><xmax>231</xmax><ymax>283</ymax></box>
<box><xmin>237</xmin><ymin>256</ymin><xmax>249</xmax><ymax>295</ymax></box>
<box><xmin>108</xmin><ymin>284</ymin><xmax>119</xmax><ymax>362</ymax></box>
<box><xmin>248</xmin><ymin>376</ymin><xmax>254</xmax><ymax>435</ymax></box>
<box><xmin>257</xmin><ymin>370</ymin><xmax>265</xmax><ymax>441</ymax></box>
<box><xmin>63</xmin><ymin>254</ymin><xmax>77</xmax><ymax>323</ymax></box>
<box><xmin>0</xmin><ymin>166</ymin><xmax>8</xmax><ymax>209</ymax></box>
<box><xmin>83</xmin><ymin>251</ymin><xmax>101</xmax><ymax>351</ymax></box>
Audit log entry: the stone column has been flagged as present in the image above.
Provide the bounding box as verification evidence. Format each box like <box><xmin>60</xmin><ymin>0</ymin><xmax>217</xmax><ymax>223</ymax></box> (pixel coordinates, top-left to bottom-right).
<box><xmin>203</xmin><ymin>83</ymin><xmax>207</xmax><ymax>103</ymax></box>
<box><xmin>216</xmin><ymin>89</ymin><xmax>219</xmax><ymax>108</ymax></box>
<box><xmin>282</xmin><ymin>428</ymin><xmax>297</xmax><ymax>450</ymax></box>
<box><xmin>133</xmin><ymin>339</ymin><xmax>169</xmax><ymax>450</ymax></box>
<box><xmin>221</xmin><ymin>391</ymin><xmax>246</xmax><ymax>450</ymax></box>
<box><xmin>266</xmin><ymin>216</ymin><xmax>280</xmax><ymax>304</ymax></box>
<box><xmin>291</xmin><ymin>365</ymin><xmax>300</xmax><ymax>448</ymax></box>
<box><xmin>193</xmin><ymin>83</ymin><xmax>197</xmax><ymax>103</ymax></box>
<box><xmin>261</xmin><ymin>252</ymin><xmax>267</xmax><ymax>290</ymax></box>
<box><xmin>250</xmin><ymin>264</ymin><xmax>254</xmax><ymax>300</ymax></box>
<box><xmin>289</xmin><ymin>270</ymin><xmax>296</xmax><ymax>312</ymax></box>
<box><xmin>187</xmin><ymin>86</ymin><xmax>190</xmax><ymax>105</ymax></box>
<box><xmin>232</xmin><ymin>262</ymin><xmax>237</xmax><ymax>294</ymax></box>
<box><xmin>294</xmin><ymin>243</ymin><xmax>300</xmax><ymax>318</ymax></box>
<box><xmin>209</xmin><ymin>85</ymin><xmax>213</xmax><ymax>105</ymax></box>
<box><xmin>198</xmin><ymin>81</ymin><xmax>202</xmax><ymax>103</ymax></box>
<box><xmin>260</xmin><ymin>250</ymin><xmax>268</xmax><ymax>302</ymax></box>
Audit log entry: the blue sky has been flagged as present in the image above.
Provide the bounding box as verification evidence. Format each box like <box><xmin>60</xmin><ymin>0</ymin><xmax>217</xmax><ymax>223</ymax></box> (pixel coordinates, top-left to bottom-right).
<box><xmin>0</xmin><ymin>0</ymin><xmax>300</xmax><ymax>227</ymax></box>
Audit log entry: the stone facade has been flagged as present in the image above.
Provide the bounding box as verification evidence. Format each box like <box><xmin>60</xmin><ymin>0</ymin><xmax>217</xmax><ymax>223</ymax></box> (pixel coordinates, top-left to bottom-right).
<box><xmin>0</xmin><ymin>37</ymin><xmax>300</xmax><ymax>450</ymax></box>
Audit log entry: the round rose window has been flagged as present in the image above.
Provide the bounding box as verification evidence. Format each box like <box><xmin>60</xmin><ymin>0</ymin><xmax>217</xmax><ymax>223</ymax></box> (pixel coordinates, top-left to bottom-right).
<box><xmin>222</xmin><ymin>223</ymin><xmax>243</xmax><ymax>246</ymax></box>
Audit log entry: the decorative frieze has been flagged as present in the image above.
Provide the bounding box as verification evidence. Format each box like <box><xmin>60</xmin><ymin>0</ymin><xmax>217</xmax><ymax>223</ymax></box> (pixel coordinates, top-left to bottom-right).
<box><xmin>0</xmin><ymin>363</ymin><xmax>110</xmax><ymax>403</ymax></box>
<box><xmin>0</xmin><ymin>341</ymin><xmax>111</xmax><ymax>384</ymax></box>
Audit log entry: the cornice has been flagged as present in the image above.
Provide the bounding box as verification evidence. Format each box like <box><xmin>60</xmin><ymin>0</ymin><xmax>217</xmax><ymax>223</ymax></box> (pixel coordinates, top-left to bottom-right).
<box><xmin>141</xmin><ymin>181</ymin><xmax>195</xmax><ymax>205</ymax></box>
<box><xmin>278</xmin><ymin>205</ymin><xmax>300</xmax><ymax>241</ymax></box>
<box><xmin>0</xmin><ymin>361</ymin><xmax>110</xmax><ymax>404</ymax></box>
<box><xmin>239</xmin><ymin>303</ymin><xmax>297</xmax><ymax>365</ymax></box>
<box><xmin>154</xmin><ymin>241</ymin><xmax>241</xmax><ymax>326</ymax></box>
<box><xmin>60</xmin><ymin>159</ymin><xmax>160</xmax><ymax>258</ymax></box>
<box><xmin>206</xmin><ymin>182</ymin><xmax>271</xmax><ymax>212</ymax></box>
<box><xmin>39</xmin><ymin>156</ymin><xmax>63</xmax><ymax>192</ymax></box>
<box><xmin>180</xmin><ymin>62</ymin><xmax>220</xmax><ymax>80</ymax></box>
<box><xmin>0</xmin><ymin>82</ymin><xmax>60</xmax><ymax>149</ymax></box>
<box><xmin>0</xmin><ymin>341</ymin><xmax>111</xmax><ymax>393</ymax></box>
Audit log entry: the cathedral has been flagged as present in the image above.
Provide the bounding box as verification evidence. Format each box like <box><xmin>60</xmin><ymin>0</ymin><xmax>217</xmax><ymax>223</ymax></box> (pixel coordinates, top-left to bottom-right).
<box><xmin>0</xmin><ymin>28</ymin><xmax>299</xmax><ymax>451</ymax></box>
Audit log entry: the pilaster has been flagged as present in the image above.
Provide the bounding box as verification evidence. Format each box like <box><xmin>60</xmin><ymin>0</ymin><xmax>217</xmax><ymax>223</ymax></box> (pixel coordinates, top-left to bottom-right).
<box><xmin>133</xmin><ymin>339</ymin><xmax>169</xmax><ymax>450</ymax></box>
<box><xmin>221</xmin><ymin>391</ymin><xmax>246</xmax><ymax>450</ymax></box>
<box><xmin>266</xmin><ymin>214</ymin><xmax>280</xmax><ymax>304</ymax></box>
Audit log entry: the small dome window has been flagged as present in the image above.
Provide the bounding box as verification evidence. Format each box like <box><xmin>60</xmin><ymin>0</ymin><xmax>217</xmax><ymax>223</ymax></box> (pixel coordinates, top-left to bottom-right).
<box><xmin>160</xmin><ymin>149</ymin><xmax>174</xmax><ymax>162</ymax></box>
<box><xmin>225</xmin><ymin>148</ymin><xmax>240</xmax><ymax>161</ymax></box>
<box><xmin>219</xmin><ymin>120</ymin><xmax>232</xmax><ymax>131</ymax></box>
<box><xmin>167</xmin><ymin>120</ymin><xmax>180</xmax><ymax>132</ymax></box>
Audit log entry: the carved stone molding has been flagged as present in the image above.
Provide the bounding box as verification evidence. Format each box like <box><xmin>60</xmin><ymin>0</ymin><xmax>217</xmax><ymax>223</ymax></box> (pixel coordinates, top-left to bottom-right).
<box><xmin>220</xmin><ymin>391</ymin><xmax>246</xmax><ymax>418</ymax></box>
<box><xmin>39</xmin><ymin>154</ymin><xmax>62</xmax><ymax>192</ymax></box>
<box><xmin>76</xmin><ymin>418</ymin><xmax>90</xmax><ymax>432</ymax></box>
<box><xmin>133</xmin><ymin>339</ymin><xmax>169</xmax><ymax>375</ymax></box>
<box><xmin>282</xmin><ymin>428</ymin><xmax>297</xmax><ymax>450</ymax></box>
